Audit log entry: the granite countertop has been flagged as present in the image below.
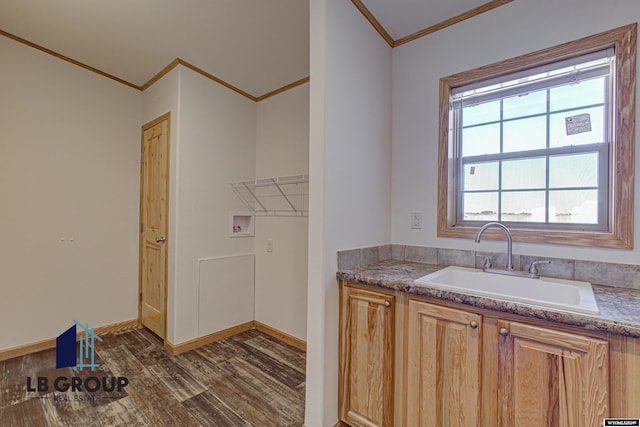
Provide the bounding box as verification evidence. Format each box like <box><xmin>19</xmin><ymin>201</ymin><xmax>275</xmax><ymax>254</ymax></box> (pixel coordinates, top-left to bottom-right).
<box><xmin>337</xmin><ymin>259</ymin><xmax>640</xmax><ymax>338</ymax></box>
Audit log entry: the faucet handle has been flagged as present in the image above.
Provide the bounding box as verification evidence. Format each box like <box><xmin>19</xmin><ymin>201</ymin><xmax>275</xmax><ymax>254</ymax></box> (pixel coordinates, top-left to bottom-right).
<box><xmin>475</xmin><ymin>253</ymin><xmax>494</xmax><ymax>269</ymax></box>
<box><xmin>483</xmin><ymin>256</ymin><xmax>493</xmax><ymax>269</ymax></box>
<box><xmin>528</xmin><ymin>260</ymin><xmax>551</xmax><ymax>275</ymax></box>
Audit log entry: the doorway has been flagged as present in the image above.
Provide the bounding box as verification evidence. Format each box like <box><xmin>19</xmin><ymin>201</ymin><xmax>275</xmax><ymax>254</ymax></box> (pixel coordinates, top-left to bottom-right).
<box><xmin>139</xmin><ymin>113</ymin><xmax>170</xmax><ymax>339</ymax></box>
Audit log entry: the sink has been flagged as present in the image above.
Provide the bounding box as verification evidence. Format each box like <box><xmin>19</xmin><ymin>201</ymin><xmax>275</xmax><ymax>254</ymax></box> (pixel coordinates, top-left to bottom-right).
<box><xmin>414</xmin><ymin>266</ymin><xmax>600</xmax><ymax>315</ymax></box>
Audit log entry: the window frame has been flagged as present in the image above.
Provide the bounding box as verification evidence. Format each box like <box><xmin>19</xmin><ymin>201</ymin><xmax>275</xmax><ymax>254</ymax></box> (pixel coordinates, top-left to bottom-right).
<box><xmin>437</xmin><ymin>23</ymin><xmax>637</xmax><ymax>248</ymax></box>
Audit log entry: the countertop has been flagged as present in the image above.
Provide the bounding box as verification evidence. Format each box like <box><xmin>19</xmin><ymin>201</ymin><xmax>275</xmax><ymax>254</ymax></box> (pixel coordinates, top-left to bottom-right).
<box><xmin>337</xmin><ymin>260</ymin><xmax>640</xmax><ymax>337</ymax></box>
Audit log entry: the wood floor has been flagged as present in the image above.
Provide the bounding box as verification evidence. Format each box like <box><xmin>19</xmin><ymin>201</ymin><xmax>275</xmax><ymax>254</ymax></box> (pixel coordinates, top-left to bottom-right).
<box><xmin>0</xmin><ymin>328</ymin><xmax>306</xmax><ymax>426</ymax></box>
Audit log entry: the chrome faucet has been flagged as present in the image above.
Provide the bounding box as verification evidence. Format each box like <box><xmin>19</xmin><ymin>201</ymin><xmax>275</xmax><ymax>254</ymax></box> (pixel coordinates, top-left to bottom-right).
<box><xmin>475</xmin><ymin>222</ymin><xmax>550</xmax><ymax>278</ymax></box>
<box><xmin>475</xmin><ymin>222</ymin><xmax>514</xmax><ymax>271</ymax></box>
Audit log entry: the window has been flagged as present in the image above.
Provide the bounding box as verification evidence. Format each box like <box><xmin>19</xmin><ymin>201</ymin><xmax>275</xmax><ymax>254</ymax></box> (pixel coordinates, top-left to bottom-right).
<box><xmin>456</xmin><ymin>50</ymin><xmax>612</xmax><ymax>230</ymax></box>
<box><xmin>438</xmin><ymin>24</ymin><xmax>636</xmax><ymax>248</ymax></box>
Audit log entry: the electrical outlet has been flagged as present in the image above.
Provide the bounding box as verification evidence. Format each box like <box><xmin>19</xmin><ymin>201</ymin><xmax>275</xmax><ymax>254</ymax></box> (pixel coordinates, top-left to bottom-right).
<box><xmin>267</xmin><ymin>238</ymin><xmax>273</xmax><ymax>253</ymax></box>
<box><xmin>410</xmin><ymin>212</ymin><xmax>423</xmax><ymax>229</ymax></box>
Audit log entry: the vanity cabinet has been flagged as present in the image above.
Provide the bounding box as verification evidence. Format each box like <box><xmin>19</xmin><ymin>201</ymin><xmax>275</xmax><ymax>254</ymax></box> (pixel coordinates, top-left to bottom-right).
<box><xmin>338</xmin><ymin>281</ymin><xmax>639</xmax><ymax>427</ymax></box>
<box><xmin>339</xmin><ymin>285</ymin><xmax>395</xmax><ymax>427</ymax></box>
<box><xmin>496</xmin><ymin>320</ymin><xmax>609</xmax><ymax>426</ymax></box>
<box><xmin>407</xmin><ymin>300</ymin><xmax>482</xmax><ymax>426</ymax></box>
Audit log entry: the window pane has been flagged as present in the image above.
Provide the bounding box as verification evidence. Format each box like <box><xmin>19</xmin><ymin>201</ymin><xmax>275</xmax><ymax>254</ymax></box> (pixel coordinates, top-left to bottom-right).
<box><xmin>462</xmin><ymin>123</ymin><xmax>500</xmax><ymax>156</ymax></box>
<box><xmin>502</xmin><ymin>157</ymin><xmax>546</xmax><ymax>190</ymax></box>
<box><xmin>464</xmin><ymin>162</ymin><xmax>498</xmax><ymax>190</ymax></box>
<box><xmin>549</xmin><ymin>106</ymin><xmax>605</xmax><ymax>147</ymax></box>
<box><xmin>503</xmin><ymin>90</ymin><xmax>547</xmax><ymax>120</ymax></box>
<box><xmin>549</xmin><ymin>190</ymin><xmax>598</xmax><ymax>224</ymax></box>
<box><xmin>549</xmin><ymin>153</ymin><xmax>598</xmax><ymax>188</ymax></box>
<box><xmin>462</xmin><ymin>100</ymin><xmax>500</xmax><ymax>126</ymax></box>
<box><xmin>549</xmin><ymin>77</ymin><xmax>606</xmax><ymax>112</ymax></box>
<box><xmin>501</xmin><ymin>191</ymin><xmax>546</xmax><ymax>222</ymax></box>
<box><xmin>463</xmin><ymin>192</ymin><xmax>498</xmax><ymax>221</ymax></box>
<box><xmin>503</xmin><ymin>116</ymin><xmax>547</xmax><ymax>153</ymax></box>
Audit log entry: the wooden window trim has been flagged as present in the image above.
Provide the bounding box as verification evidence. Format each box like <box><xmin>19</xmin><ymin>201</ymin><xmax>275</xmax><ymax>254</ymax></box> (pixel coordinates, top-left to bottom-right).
<box><xmin>437</xmin><ymin>23</ymin><xmax>637</xmax><ymax>248</ymax></box>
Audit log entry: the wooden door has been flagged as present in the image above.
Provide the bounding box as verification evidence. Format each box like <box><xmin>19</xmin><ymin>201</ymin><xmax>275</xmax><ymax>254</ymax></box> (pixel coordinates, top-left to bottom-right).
<box><xmin>498</xmin><ymin>321</ymin><xmax>609</xmax><ymax>427</ymax></box>
<box><xmin>139</xmin><ymin>113</ymin><xmax>170</xmax><ymax>339</ymax></box>
<box><xmin>339</xmin><ymin>286</ymin><xmax>394</xmax><ymax>427</ymax></box>
<box><xmin>407</xmin><ymin>300</ymin><xmax>482</xmax><ymax>427</ymax></box>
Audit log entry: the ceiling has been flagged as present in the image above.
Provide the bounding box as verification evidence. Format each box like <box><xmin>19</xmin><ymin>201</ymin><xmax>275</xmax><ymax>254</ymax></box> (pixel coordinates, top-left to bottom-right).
<box><xmin>0</xmin><ymin>0</ymin><xmax>506</xmax><ymax>98</ymax></box>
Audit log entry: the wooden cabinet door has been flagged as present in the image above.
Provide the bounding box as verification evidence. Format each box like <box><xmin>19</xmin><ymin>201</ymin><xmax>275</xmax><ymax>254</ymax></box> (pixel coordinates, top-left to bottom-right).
<box><xmin>407</xmin><ymin>300</ymin><xmax>482</xmax><ymax>427</ymax></box>
<box><xmin>498</xmin><ymin>321</ymin><xmax>609</xmax><ymax>427</ymax></box>
<box><xmin>339</xmin><ymin>286</ymin><xmax>395</xmax><ymax>427</ymax></box>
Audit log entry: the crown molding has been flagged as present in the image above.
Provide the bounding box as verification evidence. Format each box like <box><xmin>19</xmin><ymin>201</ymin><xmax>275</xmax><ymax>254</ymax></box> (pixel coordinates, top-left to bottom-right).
<box><xmin>350</xmin><ymin>0</ymin><xmax>394</xmax><ymax>47</ymax></box>
<box><xmin>140</xmin><ymin>58</ymin><xmax>258</xmax><ymax>101</ymax></box>
<box><xmin>177</xmin><ymin>59</ymin><xmax>259</xmax><ymax>100</ymax></box>
<box><xmin>255</xmin><ymin>76</ymin><xmax>310</xmax><ymax>102</ymax></box>
<box><xmin>139</xmin><ymin>58</ymin><xmax>180</xmax><ymax>92</ymax></box>
<box><xmin>0</xmin><ymin>28</ymin><xmax>308</xmax><ymax>102</ymax></box>
<box><xmin>351</xmin><ymin>0</ymin><xmax>514</xmax><ymax>48</ymax></box>
<box><xmin>394</xmin><ymin>0</ymin><xmax>514</xmax><ymax>47</ymax></box>
<box><xmin>0</xmin><ymin>28</ymin><xmax>142</xmax><ymax>90</ymax></box>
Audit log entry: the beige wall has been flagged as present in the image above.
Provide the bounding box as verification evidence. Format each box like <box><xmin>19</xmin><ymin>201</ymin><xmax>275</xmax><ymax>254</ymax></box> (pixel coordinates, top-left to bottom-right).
<box><xmin>0</xmin><ymin>36</ymin><xmax>142</xmax><ymax>349</ymax></box>
<box><xmin>255</xmin><ymin>83</ymin><xmax>309</xmax><ymax>340</ymax></box>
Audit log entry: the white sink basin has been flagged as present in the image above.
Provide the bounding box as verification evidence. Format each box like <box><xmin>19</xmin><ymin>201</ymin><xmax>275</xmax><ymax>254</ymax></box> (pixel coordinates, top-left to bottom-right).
<box><xmin>414</xmin><ymin>266</ymin><xmax>600</xmax><ymax>315</ymax></box>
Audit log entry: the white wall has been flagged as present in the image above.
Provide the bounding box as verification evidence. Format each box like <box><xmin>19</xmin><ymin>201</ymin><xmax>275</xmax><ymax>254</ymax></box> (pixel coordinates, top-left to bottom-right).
<box><xmin>306</xmin><ymin>0</ymin><xmax>392</xmax><ymax>424</ymax></box>
<box><xmin>391</xmin><ymin>0</ymin><xmax>640</xmax><ymax>264</ymax></box>
<box><xmin>0</xmin><ymin>36</ymin><xmax>142</xmax><ymax>350</ymax></box>
<box><xmin>255</xmin><ymin>83</ymin><xmax>309</xmax><ymax>340</ymax></box>
<box><xmin>142</xmin><ymin>65</ymin><xmax>309</xmax><ymax>346</ymax></box>
<box><xmin>172</xmin><ymin>66</ymin><xmax>257</xmax><ymax>344</ymax></box>
<box><xmin>142</xmin><ymin>66</ymin><xmax>180</xmax><ymax>343</ymax></box>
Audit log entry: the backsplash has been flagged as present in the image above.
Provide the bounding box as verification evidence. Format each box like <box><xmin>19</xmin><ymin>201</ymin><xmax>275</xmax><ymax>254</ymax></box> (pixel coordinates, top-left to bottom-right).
<box><xmin>337</xmin><ymin>244</ymin><xmax>640</xmax><ymax>290</ymax></box>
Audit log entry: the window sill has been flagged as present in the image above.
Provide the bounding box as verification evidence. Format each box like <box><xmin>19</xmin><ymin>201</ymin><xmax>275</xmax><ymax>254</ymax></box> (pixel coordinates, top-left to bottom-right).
<box><xmin>437</xmin><ymin>224</ymin><xmax>632</xmax><ymax>249</ymax></box>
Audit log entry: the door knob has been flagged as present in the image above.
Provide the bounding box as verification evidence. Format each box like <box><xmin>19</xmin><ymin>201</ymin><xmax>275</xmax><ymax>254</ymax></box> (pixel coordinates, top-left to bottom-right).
<box><xmin>155</xmin><ymin>236</ymin><xmax>166</xmax><ymax>243</ymax></box>
<box><xmin>499</xmin><ymin>327</ymin><xmax>509</xmax><ymax>336</ymax></box>
<box><xmin>469</xmin><ymin>321</ymin><xmax>478</xmax><ymax>329</ymax></box>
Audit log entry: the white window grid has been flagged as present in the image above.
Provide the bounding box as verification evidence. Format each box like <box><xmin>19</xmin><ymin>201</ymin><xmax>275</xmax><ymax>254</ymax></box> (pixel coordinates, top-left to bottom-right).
<box><xmin>452</xmin><ymin>50</ymin><xmax>614</xmax><ymax>231</ymax></box>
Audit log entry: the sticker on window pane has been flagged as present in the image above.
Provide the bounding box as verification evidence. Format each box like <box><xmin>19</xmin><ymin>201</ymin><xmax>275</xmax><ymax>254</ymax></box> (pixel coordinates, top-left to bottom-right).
<box><xmin>464</xmin><ymin>162</ymin><xmax>498</xmax><ymax>191</ymax></box>
<box><xmin>565</xmin><ymin>113</ymin><xmax>592</xmax><ymax>135</ymax></box>
<box><xmin>550</xmin><ymin>106</ymin><xmax>604</xmax><ymax>147</ymax></box>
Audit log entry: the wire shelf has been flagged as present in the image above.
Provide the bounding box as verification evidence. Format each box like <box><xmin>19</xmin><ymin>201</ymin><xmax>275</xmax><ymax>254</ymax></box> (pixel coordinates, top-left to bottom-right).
<box><xmin>230</xmin><ymin>174</ymin><xmax>309</xmax><ymax>217</ymax></box>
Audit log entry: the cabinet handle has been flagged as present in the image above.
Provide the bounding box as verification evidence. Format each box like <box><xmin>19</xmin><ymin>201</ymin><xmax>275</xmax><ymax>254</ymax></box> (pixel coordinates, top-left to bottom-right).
<box><xmin>469</xmin><ymin>321</ymin><xmax>478</xmax><ymax>329</ymax></box>
<box><xmin>499</xmin><ymin>327</ymin><xmax>509</xmax><ymax>337</ymax></box>
<box><xmin>383</xmin><ymin>301</ymin><xmax>391</xmax><ymax>308</ymax></box>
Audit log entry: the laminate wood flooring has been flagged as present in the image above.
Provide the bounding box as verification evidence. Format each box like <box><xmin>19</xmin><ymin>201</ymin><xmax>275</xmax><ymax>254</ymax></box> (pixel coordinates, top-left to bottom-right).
<box><xmin>0</xmin><ymin>328</ymin><xmax>306</xmax><ymax>427</ymax></box>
